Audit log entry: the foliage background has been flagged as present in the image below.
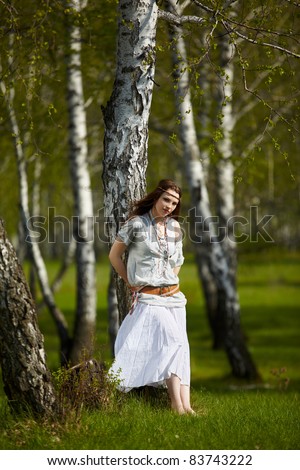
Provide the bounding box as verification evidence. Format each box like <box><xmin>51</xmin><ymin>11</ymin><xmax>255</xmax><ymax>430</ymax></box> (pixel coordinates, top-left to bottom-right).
<box><xmin>0</xmin><ymin>0</ymin><xmax>300</xmax><ymax>450</ymax></box>
<box><xmin>0</xmin><ymin>0</ymin><xmax>299</xmax><ymax>251</ymax></box>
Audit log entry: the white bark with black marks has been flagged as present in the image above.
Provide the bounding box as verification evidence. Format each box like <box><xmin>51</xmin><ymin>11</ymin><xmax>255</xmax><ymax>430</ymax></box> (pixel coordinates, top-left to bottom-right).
<box><xmin>167</xmin><ymin>0</ymin><xmax>259</xmax><ymax>379</ymax></box>
<box><xmin>102</xmin><ymin>0</ymin><xmax>158</xmax><ymax>322</ymax></box>
<box><xmin>0</xmin><ymin>48</ymin><xmax>70</xmax><ymax>365</ymax></box>
<box><xmin>65</xmin><ymin>0</ymin><xmax>97</xmax><ymax>364</ymax></box>
<box><xmin>0</xmin><ymin>219</ymin><xmax>57</xmax><ymax>416</ymax></box>
<box><xmin>215</xmin><ymin>26</ymin><xmax>236</xmax><ymax>259</ymax></box>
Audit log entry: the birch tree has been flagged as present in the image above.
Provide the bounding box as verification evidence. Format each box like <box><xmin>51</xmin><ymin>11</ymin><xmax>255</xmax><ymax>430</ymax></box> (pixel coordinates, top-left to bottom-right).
<box><xmin>102</xmin><ymin>0</ymin><xmax>159</xmax><ymax>323</ymax></box>
<box><xmin>215</xmin><ymin>29</ymin><xmax>236</xmax><ymax>268</ymax></box>
<box><xmin>212</xmin><ymin>14</ymin><xmax>237</xmax><ymax>348</ymax></box>
<box><xmin>0</xmin><ymin>219</ymin><xmax>57</xmax><ymax>416</ymax></box>
<box><xmin>107</xmin><ymin>268</ymin><xmax>119</xmax><ymax>357</ymax></box>
<box><xmin>64</xmin><ymin>0</ymin><xmax>97</xmax><ymax>365</ymax></box>
<box><xmin>0</xmin><ymin>3</ymin><xmax>97</xmax><ymax>366</ymax></box>
<box><xmin>167</xmin><ymin>0</ymin><xmax>259</xmax><ymax>378</ymax></box>
<box><xmin>0</xmin><ymin>43</ymin><xmax>71</xmax><ymax>365</ymax></box>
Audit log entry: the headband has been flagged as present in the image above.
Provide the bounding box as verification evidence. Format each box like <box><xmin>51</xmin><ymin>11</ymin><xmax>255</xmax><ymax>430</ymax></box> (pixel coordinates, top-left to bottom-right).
<box><xmin>158</xmin><ymin>187</ymin><xmax>181</xmax><ymax>202</ymax></box>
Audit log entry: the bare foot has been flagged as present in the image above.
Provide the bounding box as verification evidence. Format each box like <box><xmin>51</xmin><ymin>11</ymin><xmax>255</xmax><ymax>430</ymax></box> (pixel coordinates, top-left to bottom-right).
<box><xmin>171</xmin><ymin>404</ymin><xmax>186</xmax><ymax>415</ymax></box>
<box><xmin>185</xmin><ymin>408</ymin><xmax>197</xmax><ymax>415</ymax></box>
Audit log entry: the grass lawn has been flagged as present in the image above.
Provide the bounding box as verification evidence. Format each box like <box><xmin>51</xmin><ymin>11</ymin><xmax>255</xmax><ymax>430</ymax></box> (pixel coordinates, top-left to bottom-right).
<box><xmin>0</xmin><ymin>248</ymin><xmax>299</xmax><ymax>450</ymax></box>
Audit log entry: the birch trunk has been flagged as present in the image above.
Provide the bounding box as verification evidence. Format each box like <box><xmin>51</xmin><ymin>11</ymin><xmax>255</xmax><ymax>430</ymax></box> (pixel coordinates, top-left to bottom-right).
<box><xmin>214</xmin><ymin>25</ymin><xmax>237</xmax><ymax>347</ymax></box>
<box><xmin>168</xmin><ymin>0</ymin><xmax>259</xmax><ymax>379</ymax></box>
<box><xmin>0</xmin><ymin>219</ymin><xmax>57</xmax><ymax>416</ymax></box>
<box><xmin>0</xmin><ymin>51</ymin><xmax>70</xmax><ymax>366</ymax></box>
<box><xmin>102</xmin><ymin>0</ymin><xmax>158</xmax><ymax>323</ymax></box>
<box><xmin>29</xmin><ymin>155</ymin><xmax>43</xmax><ymax>302</ymax></box>
<box><xmin>50</xmin><ymin>238</ymin><xmax>76</xmax><ymax>294</ymax></box>
<box><xmin>167</xmin><ymin>0</ymin><xmax>218</xmax><ymax>344</ymax></box>
<box><xmin>65</xmin><ymin>0</ymin><xmax>97</xmax><ymax>365</ymax></box>
<box><xmin>37</xmin><ymin>238</ymin><xmax>76</xmax><ymax>311</ymax></box>
<box><xmin>107</xmin><ymin>268</ymin><xmax>119</xmax><ymax>357</ymax></box>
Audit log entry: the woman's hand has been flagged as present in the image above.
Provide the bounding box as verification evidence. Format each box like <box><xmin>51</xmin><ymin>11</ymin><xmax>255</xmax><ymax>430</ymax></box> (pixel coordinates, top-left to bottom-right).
<box><xmin>128</xmin><ymin>285</ymin><xmax>141</xmax><ymax>292</ymax></box>
<box><xmin>109</xmin><ymin>238</ymin><xmax>129</xmax><ymax>284</ymax></box>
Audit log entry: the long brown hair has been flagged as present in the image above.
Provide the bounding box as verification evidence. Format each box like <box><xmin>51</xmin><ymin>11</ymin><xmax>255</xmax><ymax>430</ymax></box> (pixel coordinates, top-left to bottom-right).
<box><xmin>129</xmin><ymin>179</ymin><xmax>182</xmax><ymax>220</ymax></box>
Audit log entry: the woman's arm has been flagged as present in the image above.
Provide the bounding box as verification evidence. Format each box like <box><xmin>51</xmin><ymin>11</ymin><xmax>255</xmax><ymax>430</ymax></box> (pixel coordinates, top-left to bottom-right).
<box><xmin>173</xmin><ymin>266</ymin><xmax>181</xmax><ymax>276</ymax></box>
<box><xmin>172</xmin><ymin>219</ymin><xmax>183</xmax><ymax>277</ymax></box>
<box><xmin>108</xmin><ymin>238</ymin><xmax>129</xmax><ymax>285</ymax></box>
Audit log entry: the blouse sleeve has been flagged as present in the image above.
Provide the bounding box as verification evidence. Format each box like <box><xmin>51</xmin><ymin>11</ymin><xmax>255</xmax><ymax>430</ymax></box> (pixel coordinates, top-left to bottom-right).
<box><xmin>175</xmin><ymin>239</ymin><xmax>184</xmax><ymax>266</ymax></box>
<box><xmin>170</xmin><ymin>218</ymin><xmax>184</xmax><ymax>266</ymax></box>
<box><xmin>117</xmin><ymin>217</ymin><xmax>144</xmax><ymax>246</ymax></box>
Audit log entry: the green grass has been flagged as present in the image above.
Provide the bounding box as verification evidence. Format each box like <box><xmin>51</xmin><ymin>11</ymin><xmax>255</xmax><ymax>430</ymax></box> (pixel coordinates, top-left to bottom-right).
<box><xmin>0</xmin><ymin>249</ymin><xmax>300</xmax><ymax>450</ymax></box>
<box><xmin>1</xmin><ymin>391</ymin><xmax>299</xmax><ymax>450</ymax></box>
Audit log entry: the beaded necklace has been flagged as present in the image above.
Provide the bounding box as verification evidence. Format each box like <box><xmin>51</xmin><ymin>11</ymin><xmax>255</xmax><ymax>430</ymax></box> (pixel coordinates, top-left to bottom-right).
<box><xmin>149</xmin><ymin>212</ymin><xmax>169</xmax><ymax>277</ymax></box>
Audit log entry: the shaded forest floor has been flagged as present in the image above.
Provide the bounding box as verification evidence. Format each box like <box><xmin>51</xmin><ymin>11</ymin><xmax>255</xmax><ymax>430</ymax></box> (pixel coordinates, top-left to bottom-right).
<box><xmin>0</xmin><ymin>248</ymin><xmax>300</xmax><ymax>449</ymax></box>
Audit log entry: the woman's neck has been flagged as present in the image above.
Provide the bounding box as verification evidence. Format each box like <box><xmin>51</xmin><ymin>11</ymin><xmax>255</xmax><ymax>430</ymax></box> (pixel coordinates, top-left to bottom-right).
<box><xmin>150</xmin><ymin>208</ymin><xmax>165</xmax><ymax>224</ymax></box>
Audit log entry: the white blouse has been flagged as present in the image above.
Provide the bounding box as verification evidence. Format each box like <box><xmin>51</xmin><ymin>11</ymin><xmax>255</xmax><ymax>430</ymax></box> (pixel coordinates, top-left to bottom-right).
<box><xmin>117</xmin><ymin>212</ymin><xmax>186</xmax><ymax>308</ymax></box>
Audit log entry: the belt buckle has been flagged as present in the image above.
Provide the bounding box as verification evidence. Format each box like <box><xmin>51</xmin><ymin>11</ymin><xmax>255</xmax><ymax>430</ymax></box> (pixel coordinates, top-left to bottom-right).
<box><xmin>159</xmin><ymin>286</ymin><xmax>163</xmax><ymax>295</ymax></box>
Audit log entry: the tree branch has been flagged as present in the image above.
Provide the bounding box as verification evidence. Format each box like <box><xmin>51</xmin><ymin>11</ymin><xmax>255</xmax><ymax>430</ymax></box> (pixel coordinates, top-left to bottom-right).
<box><xmin>158</xmin><ymin>8</ymin><xmax>205</xmax><ymax>26</ymax></box>
<box><xmin>223</xmin><ymin>21</ymin><xmax>300</xmax><ymax>59</ymax></box>
<box><xmin>160</xmin><ymin>2</ymin><xmax>300</xmax><ymax>60</ymax></box>
<box><xmin>232</xmin><ymin>37</ymin><xmax>300</xmax><ymax>135</ymax></box>
<box><xmin>238</xmin><ymin>101</ymin><xmax>294</xmax><ymax>165</ymax></box>
<box><xmin>284</xmin><ymin>0</ymin><xmax>300</xmax><ymax>6</ymax></box>
<box><xmin>190</xmin><ymin>0</ymin><xmax>214</xmax><ymax>14</ymax></box>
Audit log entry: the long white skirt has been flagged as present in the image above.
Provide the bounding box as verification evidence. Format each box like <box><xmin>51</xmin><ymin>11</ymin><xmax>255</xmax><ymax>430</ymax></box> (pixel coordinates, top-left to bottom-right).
<box><xmin>109</xmin><ymin>298</ymin><xmax>190</xmax><ymax>392</ymax></box>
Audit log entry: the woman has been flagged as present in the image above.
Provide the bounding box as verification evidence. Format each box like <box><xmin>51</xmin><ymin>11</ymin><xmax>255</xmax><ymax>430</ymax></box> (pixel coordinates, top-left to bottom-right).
<box><xmin>108</xmin><ymin>179</ymin><xmax>194</xmax><ymax>415</ymax></box>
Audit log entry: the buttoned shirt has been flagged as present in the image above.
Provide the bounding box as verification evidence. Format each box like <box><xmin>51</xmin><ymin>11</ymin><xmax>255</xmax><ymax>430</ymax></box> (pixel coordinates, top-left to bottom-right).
<box><xmin>117</xmin><ymin>212</ymin><xmax>184</xmax><ymax>287</ymax></box>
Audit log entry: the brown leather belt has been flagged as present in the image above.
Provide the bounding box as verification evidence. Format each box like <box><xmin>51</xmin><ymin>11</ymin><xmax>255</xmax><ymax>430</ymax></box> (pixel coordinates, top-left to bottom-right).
<box><xmin>140</xmin><ymin>285</ymin><xmax>180</xmax><ymax>297</ymax></box>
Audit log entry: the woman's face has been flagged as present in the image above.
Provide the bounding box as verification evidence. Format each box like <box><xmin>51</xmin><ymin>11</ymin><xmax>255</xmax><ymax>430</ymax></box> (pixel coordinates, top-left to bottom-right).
<box><xmin>152</xmin><ymin>189</ymin><xmax>179</xmax><ymax>219</ymax></box>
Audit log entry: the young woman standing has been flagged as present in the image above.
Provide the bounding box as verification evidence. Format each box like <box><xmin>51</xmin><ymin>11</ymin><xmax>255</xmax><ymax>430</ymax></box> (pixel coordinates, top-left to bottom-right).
<box><xmin>108</xmin><ymin>179</ymin><xmax>194</xmax><ymax>415</ymax></box>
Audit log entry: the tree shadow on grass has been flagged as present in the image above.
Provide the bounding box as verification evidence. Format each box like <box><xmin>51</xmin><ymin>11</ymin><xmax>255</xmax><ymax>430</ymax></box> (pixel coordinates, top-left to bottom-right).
<box><xmin>127</xmin><ymin>386</ymin><xmax>170</xmax><ymax>410</ymax></box>
<box><xmin>187</xmin><ymin>303</ymin><xmax>300</xmax><ymax>394</ymax></box>
<box><xmin>238</xmin><ymin>279</ymin><xmax>300</xmax><ymax>288</ymax></box>
<box><xmin>190</xmin><ymin>375</ymin><xmax>300</xmax><ymax>394</ymax></box>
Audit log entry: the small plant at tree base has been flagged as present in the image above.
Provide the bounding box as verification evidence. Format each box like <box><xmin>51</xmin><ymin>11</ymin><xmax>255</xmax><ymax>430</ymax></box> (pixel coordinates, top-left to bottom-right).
<box><xmin>52</xmin><ymin>358</ymin><xmax>124</xmax><ymax>421</ymax></box>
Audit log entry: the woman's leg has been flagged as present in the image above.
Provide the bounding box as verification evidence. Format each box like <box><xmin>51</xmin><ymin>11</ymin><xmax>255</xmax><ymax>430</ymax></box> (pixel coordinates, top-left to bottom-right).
<box><xmin>180</xmin><ymin>385</ymin><xmax>196</xmax><ymax>414</ymax></box>
<box><xmin>166</xmin><ymin>374</ymin><xmax>184</xmax><ymax>414</ymax></box>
